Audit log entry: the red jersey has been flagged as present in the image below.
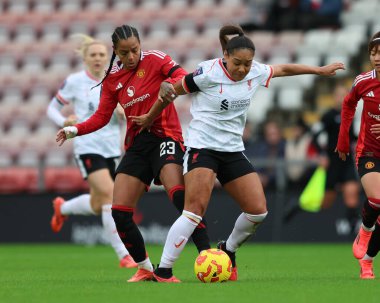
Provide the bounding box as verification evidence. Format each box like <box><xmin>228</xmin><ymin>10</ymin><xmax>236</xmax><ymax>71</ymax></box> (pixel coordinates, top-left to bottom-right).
<box><xmin>337</xmin><ymin>70</ymin><xmax>380</xmax><ymax>161</ymax></box>
<box><xmin>75</xmin><ymin>50</ymin><xmax>186</xmax><ymax>150</ymax></box>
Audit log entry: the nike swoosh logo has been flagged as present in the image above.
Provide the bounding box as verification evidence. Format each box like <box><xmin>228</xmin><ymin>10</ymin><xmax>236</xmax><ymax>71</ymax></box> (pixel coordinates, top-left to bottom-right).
<box><xmin>174</xmin><ymin>238</ymin><xmax>185</xmax><ymax>248</ymax></box>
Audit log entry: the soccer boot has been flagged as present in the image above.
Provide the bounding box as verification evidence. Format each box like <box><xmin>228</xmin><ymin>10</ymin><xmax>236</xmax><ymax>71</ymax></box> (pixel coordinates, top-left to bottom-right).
<box><xmin>50</xmin><ymin>197</ymin><xmax>67</xmax><ymax>233</ymax></box>
<box><xmin>353</xmin><ymin>226</ymin><xmax>373</xmax><ymax>259</ymax></box>
<box><xmin>359</xmin><ymin>259</ymin><xmax>375</xmax><ymax>279</ymax></box>
<box><xmin>119</xmin><ymin>254</ymin><xmax>138</xmax><ymax>268</ymax></box>
<box><xmin>217</xmin><ymin>240</ymin><xmax>238</xmax><ymax>281</ymax></box>
<box><xmin>152</xmin><ymin>267</ymin><xmax>181</xmax><ymax>283</ymax></box>
<box><xmin>127</xmin><ymin>268</ymin><xmax>153</xmax><ymax>282</ymax></box>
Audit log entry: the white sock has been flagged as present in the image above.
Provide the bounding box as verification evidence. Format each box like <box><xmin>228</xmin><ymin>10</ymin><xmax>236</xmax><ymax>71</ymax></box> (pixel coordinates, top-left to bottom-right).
<box><xmin>138</xmin><ymin>257</ymin><xmax>154</xmax><ymax>272</ymax></box>
<box><xmin>362</xmin><ymin>254</ymin><xmax>374</xmax><ymax>261</ymax></box>
<box><xmin>226</xmin><ymin>212</ymin><xmax>268</xmax><ymax>252</ymax></box>
<box><xmin>60</xmin><ymin>194</ymin><xmax>95</xmax><ymax>216</ymax></box>
<box><xmin>101</xmin><ymin>204</ymin><xmax>129</xmax><ymax>260</ymax></box>
<box><xmin>159</xmin><ymin>210</ymin><xmax>201</xmax><ymax>268</ymax></box>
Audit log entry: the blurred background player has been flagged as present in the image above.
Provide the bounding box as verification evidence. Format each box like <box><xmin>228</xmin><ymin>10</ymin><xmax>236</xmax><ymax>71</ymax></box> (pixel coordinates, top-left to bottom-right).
<box><xmin>250</xmin><ymin>120</ymin><xmax>286</xmax><ymax>190</ymax></box>
<box><xmin>56</xmin><ymin>25</ymin><xmax>211</xmax><ymax>282</ymax></box>
<box><xmin>311</xmin><ymin>83</ymin><xmax>360</xmax><ymax>234</ymax></box>
<box><xmin>46</xmin><ymin>34</ymin><xmax>137</xmax><ymax>268</ymax></box>
<box><xmin>336</xmin><ymin>31</ymin><xmax>380</xmax><ymax>279</ymax></box>
<box><xmin>285</xmin><ymin>116</ymin><xmax>317</xmax><ymax>190</ymax></box>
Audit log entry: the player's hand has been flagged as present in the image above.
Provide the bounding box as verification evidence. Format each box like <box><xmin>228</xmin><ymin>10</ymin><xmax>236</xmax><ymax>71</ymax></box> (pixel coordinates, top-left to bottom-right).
<box><xmin>63</xmin><ymin>114</ymin><xmax>78</xmax><ymax>126</ymax></box>
<box><xmin>129</xmin><ymin>114</ymin><xmax>153</xmax><ymax>133</ymax></box>
<box><xmin>335</xmin><ymin>147</ymin><xmax>348</xmax><ymax>161</ymax></box>
<box><xmin>159</xmin><ymin>82</ymin><xmax>177</xmax><ymax>103</ymax></box>
<box><xmin>56</xmin><ymin>126</ymin><xmax>78</xmax><ymax>146</ymax></box>
<box><xmin>370</xmin><ymin>124</ymin><xmax>380</xmax><ymax>139</ymax></box>
<box><xmin>318</xmin><ymin>63</ymin><xmax>345</xmax><ymax>76</ymax></box>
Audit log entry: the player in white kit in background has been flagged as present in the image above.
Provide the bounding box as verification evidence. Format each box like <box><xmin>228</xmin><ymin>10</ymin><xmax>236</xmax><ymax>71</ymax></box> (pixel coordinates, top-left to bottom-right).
<box><xmin>131</xmin><ymin>24</ymin><xmax>345</xmax><ymax>282</ymax></box>
<box><xmin>46</xmin><ymin>34</ymin><xmax>137</xmax><ymax>268</ymax></box>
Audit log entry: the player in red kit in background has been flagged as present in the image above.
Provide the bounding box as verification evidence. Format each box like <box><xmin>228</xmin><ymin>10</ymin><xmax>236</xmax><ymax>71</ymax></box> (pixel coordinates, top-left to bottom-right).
<box><xmin>337</xmin><ymin>31</ymin><xmax>380</xmax><ymax>279</ymax></box>
<box><xmin>56</xmin><ymin>24</ymin><xmax>210</xmax><ymax>282</ymax></box>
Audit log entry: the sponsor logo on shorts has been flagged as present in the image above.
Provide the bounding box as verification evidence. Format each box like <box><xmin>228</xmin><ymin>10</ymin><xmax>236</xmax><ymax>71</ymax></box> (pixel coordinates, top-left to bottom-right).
<box><xmin>365</xmin><ymin>162</ymin><xmax>375</xmax><ymax>169</ymax></box>
<box><xmin>85</xmin><ymin>158</ymin><xmax>92</xmax><ymax>168</ymax></box>
<box><xmin>166</xmin><ymin>155</ymin><xmax>175</xmax><ymax>161</ymax></box>
<box><xmin>192</xmin><ymin>152</ymin><xmax>199</xmax><ymax>163</ymax></box>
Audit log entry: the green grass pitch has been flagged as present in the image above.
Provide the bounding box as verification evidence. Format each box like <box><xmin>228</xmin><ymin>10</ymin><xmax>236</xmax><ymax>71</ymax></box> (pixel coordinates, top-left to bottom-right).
<box><xmin>0</xmin><ymin>243</ymin><xmax>378</xmax><ymax>303</ymax></box>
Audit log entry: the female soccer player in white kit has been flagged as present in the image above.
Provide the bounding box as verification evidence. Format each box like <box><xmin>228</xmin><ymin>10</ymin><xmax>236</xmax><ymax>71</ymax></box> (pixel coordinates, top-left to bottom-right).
<box><xmin>131</xmin><ymin>24</ymin><xmax>345</xmax><ymax>282</ymax></box>
<box><xmin>47</xmin><ymin>34</ymin><xmax>136</xmax><ymax>268</ymax></box>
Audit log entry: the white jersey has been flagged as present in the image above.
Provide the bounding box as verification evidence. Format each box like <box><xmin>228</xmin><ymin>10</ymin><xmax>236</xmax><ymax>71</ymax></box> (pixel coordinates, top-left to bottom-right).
<box><xmin>56</xmin><ymin>70</ymin><xmax>121</xmax><ymax>158</ymax></box>
<box><xmin>185</xmin><ymin>59</ymin><xmax>273</xmax><ymax>152</ymax></box>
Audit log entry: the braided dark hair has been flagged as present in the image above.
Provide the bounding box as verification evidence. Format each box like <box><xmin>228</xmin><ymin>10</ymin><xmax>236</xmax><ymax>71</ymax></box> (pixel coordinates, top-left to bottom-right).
<box><xmin>94</xmin><ymin>25</ymin><xmax>140</xmax><ymax>88</ymax></box>
<box><xmin>219</xmin><ymin>24</ymin><xmax>255</xmax><ymax>55</ymax></box>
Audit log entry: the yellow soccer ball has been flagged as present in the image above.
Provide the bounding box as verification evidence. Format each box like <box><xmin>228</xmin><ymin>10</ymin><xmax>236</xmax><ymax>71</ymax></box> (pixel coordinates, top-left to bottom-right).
<box><xmin>194</xmin><ymin>248</ymin><xmax>232</xmax><ymax>283</ymax></box>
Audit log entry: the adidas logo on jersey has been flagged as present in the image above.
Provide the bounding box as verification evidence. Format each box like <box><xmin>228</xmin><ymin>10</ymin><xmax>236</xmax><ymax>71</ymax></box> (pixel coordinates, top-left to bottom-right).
<box><xmin>366</xmin><ymin>91</ymin><xmax>375</xmax><ymax>97</ymax></box>
<box><xmin>116</xmin><ymin>83</ymin><xmax>123</xmax><ymax>90</ymax></box>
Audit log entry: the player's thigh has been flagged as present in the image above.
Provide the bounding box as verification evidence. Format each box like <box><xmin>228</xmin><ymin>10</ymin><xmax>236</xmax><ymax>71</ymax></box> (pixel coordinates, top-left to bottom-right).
<box><xmin>184</xmin><ymin>167</ymin><xmax>216</xmax><ymax>216</ymax></box>
<box><xmin>113</xmin><ymin>173</ymin><xmax>146</xmax><ymax>207</ymax></box>
<box><xmin>87</xmin><ymin>168</ymin><xmax>114</xmax><ymax>210</ymax></box>
<box><xmin>361</xmin><ymin>173</ymin><xmax>380</xmax><ymax>198</ymax></box>
<box><xmin>223</xmin><ymin>172</ymin><xmax>267</xmax><ymax>214</ymax></box>
<box><xmin>160</xmin><ymin>163</ymin><xmax>184</xmax><ymax>191</ymax></box>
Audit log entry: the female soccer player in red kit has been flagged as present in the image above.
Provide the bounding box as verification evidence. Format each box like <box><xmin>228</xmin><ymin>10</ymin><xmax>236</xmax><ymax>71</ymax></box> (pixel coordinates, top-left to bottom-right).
<box><xmin>56</xmin><ymin>24</ymin><xmax>210</xmax><ymax>282</ymax></box>
<box><xmin>337</xmin><ymin>31</ymin><xmax>380</xmax><ymax>279</ymax></box>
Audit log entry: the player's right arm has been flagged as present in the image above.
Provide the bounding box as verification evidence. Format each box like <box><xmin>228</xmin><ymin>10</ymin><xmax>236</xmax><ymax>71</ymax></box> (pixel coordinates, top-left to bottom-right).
<box><xmin>56</xmin><ymin>81</ymin><xmax>118</xmax><ymax>145</ymax></box>
<box><xmin>336</xmin><ymin>83</ymin><xmax>360</xmax><ymax>160</ymax></box>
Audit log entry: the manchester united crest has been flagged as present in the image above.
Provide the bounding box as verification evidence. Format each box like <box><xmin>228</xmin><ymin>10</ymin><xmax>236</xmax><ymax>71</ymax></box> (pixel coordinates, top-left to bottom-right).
<box><xmin>365</xmin><ymin>162</ymin><xmax>375</xmax><ymax>169</ymax></box>
<box><xmin>136</xmin><ymin>69</ymin><xmax>145</xmax><ymax>78</ymax></box>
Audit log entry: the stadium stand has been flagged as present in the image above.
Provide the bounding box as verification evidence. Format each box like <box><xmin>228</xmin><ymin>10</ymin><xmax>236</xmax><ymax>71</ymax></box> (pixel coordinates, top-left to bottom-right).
<box><xmin>0</xmin><ymin>0</ymin><xmax>376</xmax><ymax>192</ymax></box>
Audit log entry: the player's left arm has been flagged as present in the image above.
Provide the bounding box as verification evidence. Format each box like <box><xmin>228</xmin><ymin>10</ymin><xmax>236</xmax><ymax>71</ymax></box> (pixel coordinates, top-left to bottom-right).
<box><xmin>271</xmin><ymin>62</ymin><xmax>345</xmax><ymax>77</ymax></box>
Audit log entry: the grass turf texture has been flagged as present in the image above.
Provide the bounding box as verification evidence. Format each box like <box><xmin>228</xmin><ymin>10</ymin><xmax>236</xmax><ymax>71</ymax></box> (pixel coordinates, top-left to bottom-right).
<box><xmin>0</xmin><ymin>244</ymin><xmax>378</xmax><ymax>303</ymax></box>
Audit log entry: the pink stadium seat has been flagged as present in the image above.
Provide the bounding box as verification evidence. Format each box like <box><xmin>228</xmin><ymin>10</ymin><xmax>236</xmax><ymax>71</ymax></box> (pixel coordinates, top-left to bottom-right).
<box><xmin>57</xmin><ymin>0</ymin><xmax>83</xmax><ymax>13</ymax></box>
<box><xmin>84</xmin><ymin>0</ymin><xmax>109</xmax><ymax>12</ymax></box>
<box><xmin>0</xmin><ymin>149</ymin><xmax>13</xmax><ymax>167</ymax></box>
<box><xmin>44</xmin><ymin>166</ymin><xmax>89</xmax><ymax>193</ymax></box>
<box><xmin>165</xmin><ymin>0</ymin><xmax>189</xmax><ymax>9</ymax></box>
<box><xmin>7</xmin><ymin>0</ymin><xmax>30</xmax><ymax>15</ymax></box>
<box><xmin>32</xmin><ymin>0</ymin><xmax>57</xmax><ymax>14</ymax></box>
<box><xmin>277</xmin><ymin>31</ymin><xmax>304</xmax><ymax>49</ymax></box>
<box><xmin>0</xmin><ymin>167</ymin><xmax>39</xmax><ymax>193</ymax></box>
<box><xmin>111</xmin><ymin>0</ymin><xmax>136</xmax><ymax>11</ymax></box>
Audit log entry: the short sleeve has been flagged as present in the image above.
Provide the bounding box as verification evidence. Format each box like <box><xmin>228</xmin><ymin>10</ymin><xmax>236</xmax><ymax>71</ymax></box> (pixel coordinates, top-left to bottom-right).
<box><xmin>160</xmin><ymin>53</ymin><xmax>180</xmax><ymax>77</ymax></box>
<box><xmin>192</xmin><ymin>62</ymin><xmax>213</xmax><ymax>91</ymax></box>
<box><xmin>257</xmin><ymin>63</ymin><xmax>273</xmax><ymax>88</ymax></box>
<box><xmin>55</xmin><ymin>77</ymin><xmax>75</xmax><ymax>105</ymax></box>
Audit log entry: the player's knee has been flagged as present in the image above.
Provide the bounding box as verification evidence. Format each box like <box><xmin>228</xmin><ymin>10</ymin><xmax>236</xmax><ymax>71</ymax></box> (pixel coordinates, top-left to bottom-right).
<box><xmin>111</xmin><ymin>207</ymin><xmax>134</xmax><ymax>229</ymax></box>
